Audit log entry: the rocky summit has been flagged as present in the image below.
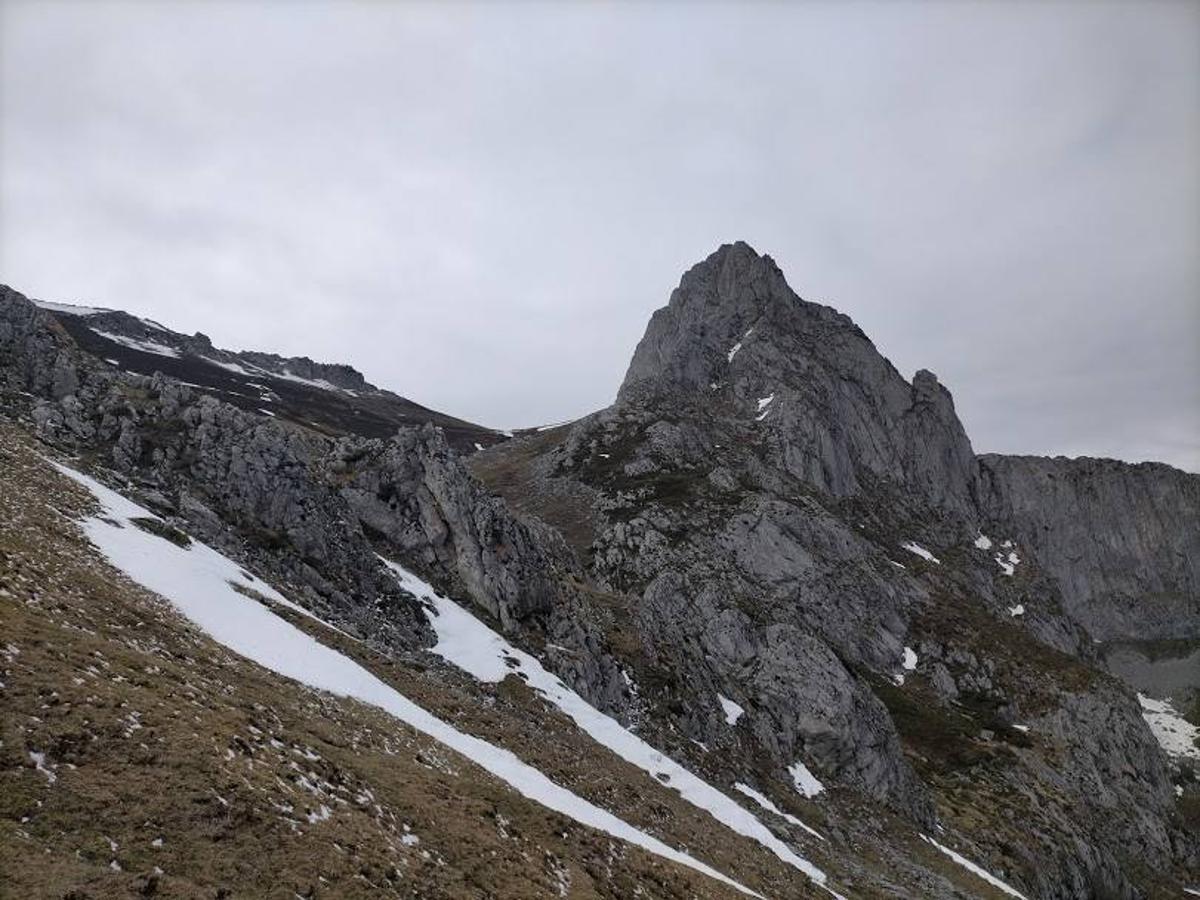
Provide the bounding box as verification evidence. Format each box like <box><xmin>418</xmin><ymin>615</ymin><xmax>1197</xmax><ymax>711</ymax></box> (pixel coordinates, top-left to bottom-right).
<box><xmin>1</xmin><ymin>244</ymin><xmax>1197</xmax><ymax>899</ymax></box>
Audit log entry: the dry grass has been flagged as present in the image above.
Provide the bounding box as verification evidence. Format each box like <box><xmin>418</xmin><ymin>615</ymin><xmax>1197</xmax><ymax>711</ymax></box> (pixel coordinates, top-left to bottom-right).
<box><xmin>0</xmin><ymin>427</ymin><xmax>768</xmax><ymax>899</ymax></box>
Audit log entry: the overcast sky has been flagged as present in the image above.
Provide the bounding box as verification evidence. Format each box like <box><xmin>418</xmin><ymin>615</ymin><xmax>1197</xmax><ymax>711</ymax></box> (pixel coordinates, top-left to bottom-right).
<box><xmin>2</xmin><ymin>1</ymin><xmax>1197</xmax><ymax>470</ymax></box>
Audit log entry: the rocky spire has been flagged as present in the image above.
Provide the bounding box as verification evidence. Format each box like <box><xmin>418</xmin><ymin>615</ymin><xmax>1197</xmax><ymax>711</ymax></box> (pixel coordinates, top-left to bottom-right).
<box><xmin>617</xmin><ymin>242</ymin><xmax>980</xmax><ymax>516</ymax></box>
<box><xmin>619</xmin><ymin>242</ymin><xmax>795</xmax><ymax>396</ymax></box>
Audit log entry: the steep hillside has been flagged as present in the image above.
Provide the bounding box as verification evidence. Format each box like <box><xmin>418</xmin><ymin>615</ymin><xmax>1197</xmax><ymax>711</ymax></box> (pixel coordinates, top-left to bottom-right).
<box><xmin>22</xmin><ymin>293</ymin><xmax>505</xmax><ymax>453</ymax></box>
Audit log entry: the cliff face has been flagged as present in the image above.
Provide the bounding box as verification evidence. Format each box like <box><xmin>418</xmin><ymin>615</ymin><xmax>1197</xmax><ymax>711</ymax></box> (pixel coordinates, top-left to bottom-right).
<box><xmin>620</xmin><ymin>242</ymin><xmax>980</xmax><ymax>519</ymax></box>
<box><xmin>979</xmin><ymin>453</ymin><xmax>1200</xmax><ymax>641</ymax></box>
<box><xmin>473</xmin><ymin>242</ymin><xmax>1199</xmax><ymax>897</ymax></box>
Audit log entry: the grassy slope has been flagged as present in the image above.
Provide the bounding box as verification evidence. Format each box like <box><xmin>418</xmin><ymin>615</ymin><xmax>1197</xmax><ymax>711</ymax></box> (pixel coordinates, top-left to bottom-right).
<box><xmin>0</xmin><ymin>428</ymin><xmax>760</xmax><ymax>900</ymax></box>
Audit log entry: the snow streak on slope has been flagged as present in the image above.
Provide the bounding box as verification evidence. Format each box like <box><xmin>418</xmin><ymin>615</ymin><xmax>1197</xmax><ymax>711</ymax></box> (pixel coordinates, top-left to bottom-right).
<box><xmin>33</xmin><ymin>300</ymin><xmax>111</xmax><ymax>317</ymax></box>
<box><xmin>91</xmin><ymin>330</ymin><xmax>181</xmax><ymax>358</ymax></box>
<box><xmin>901</xmin><ymin>541</ymin><xmax>940</xmax><ymax>564</ymax></box>
<box><xmin>919</xmin><ymin>835</ymin><xmax>1028</xmax><ymax>899</ymax></box>
<box><xmin>384</xmin><ymin>560</ymin><xmax>837</xmax><ymax>893</ymax></box>
<box><xmin>733</xmin><ymin>784</ymin><xmax>824</xmax><ymax>841</ymax></box>
<box><xmin>49</xmin><ymin>462</ymin><xmax>760</xmax><ymax>898</ymax></box>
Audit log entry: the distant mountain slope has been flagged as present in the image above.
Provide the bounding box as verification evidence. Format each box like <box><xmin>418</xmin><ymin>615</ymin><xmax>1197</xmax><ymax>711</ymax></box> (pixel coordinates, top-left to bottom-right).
<box><xmin>24</xmin><ymin>294</ymin><xmax>505</xmax><ymax>452</ymax></box>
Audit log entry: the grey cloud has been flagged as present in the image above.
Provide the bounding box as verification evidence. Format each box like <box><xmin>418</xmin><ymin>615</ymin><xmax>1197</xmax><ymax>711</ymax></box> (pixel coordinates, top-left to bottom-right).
<box><xmin>1</xmin><ymin>0</ymin><xmax>1196</xmax><ymax>469</ymax></box>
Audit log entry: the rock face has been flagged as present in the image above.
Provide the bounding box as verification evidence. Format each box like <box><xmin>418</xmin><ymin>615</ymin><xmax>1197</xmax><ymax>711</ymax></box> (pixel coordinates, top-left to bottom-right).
<box><xmin>0</xmin><ymin>286</ymin><xmax>567</xmax><ymax>651</ymax></box>
<box><xmin>332</xmin><ymin>430</ymin><xmax>575</xmax><ymax>630</ymax></box>
<box><xmin>472</xmin><ymin>242</ymin><xmax>1199</xmax><ymax>898</ymax></box>
<box><xmin>979</xmin><ymin>454</ymin><xmax>1200</xmax><ymax>641</ymax></box>
<box><xmin>620</xmin><ymin>242</ymin><xmax>980</xmax><ymax>518</ymax></box>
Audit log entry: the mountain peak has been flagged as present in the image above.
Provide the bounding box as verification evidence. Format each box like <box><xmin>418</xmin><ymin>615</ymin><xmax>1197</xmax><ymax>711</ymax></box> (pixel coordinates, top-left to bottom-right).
<box><xmin>615</xmin><ymin>244</ymin><xmax>981</xmax><ymax>514</ymax></box>
<box><xmin>619</xmin><ymin>241</ymin><xmax>794</xmax><ymax>397</ymax></box>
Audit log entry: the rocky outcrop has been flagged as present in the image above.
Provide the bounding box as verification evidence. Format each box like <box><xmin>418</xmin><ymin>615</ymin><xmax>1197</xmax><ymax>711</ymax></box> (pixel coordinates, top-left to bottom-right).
<box><xmin>473</xmin><ymin>243</ymin><xmax>1198</xmax><ymax>896</ymax></box>
<box><xmin>0</xmin><ymin>286</ymin><xmax>568</xmax><ymax>649</ymax></box>
<box><xmin>332</xmin><ymin>428</ymin><xmax>576</xmax><ymax>630</ymax></box>
<box><xmin>979</xmin><ymin>454</ymin><xmax>1200</xmax><ymax>641</ymax></box>
<box><xmin>620</xmin><ymin>242</ymin><xmax>980</xmax><ymax>519</ymax></box>
<box><xmin>0</xmin><ymin>286</ymin><xmax>82</xmax><ymax>402</ymax></box>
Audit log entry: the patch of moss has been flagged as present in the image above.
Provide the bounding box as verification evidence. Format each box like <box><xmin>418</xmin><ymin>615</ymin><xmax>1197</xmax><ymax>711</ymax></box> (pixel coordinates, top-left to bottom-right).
<box><xmin>871</xmin><ymin>678</ymin><xmax>1018</xmax><ymax>776</ymax></box>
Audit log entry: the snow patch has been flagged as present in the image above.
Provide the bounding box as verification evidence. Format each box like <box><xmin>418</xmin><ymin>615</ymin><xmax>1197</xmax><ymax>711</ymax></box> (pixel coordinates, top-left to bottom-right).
<box><xmin>919</xmin><ymin>834</ymin><xmax>1028</xmax><ymax>898</ymax></box>
<box><xmin>900</xmin><ymin>541</ymin><xmax>940</xmax><ymax>564</ymax></box>
<box><xmin>1008</xmin><ymin>604</ymin><xmax>1025</xmax><ymax>617</ymax></box>
<box><xmin>902</xmin><ymin>647</ymin><xmax>918</xmax><ymax>671</ymax></box>
<box><xmin>1138</xmin><ymin>694</ymin><xmax>1200</xmax><ymax>760</ymax></box>
<box><xmin>788</xmin><ymin>761</ymin><xmax>824</xmax><ymax>798</ymax></box>
<box><xmin>51</xmin><ymin>462</ymin><xmax>763</xmax><ymax>899</ymax></box>
<box><xmin>385</xmin><ymin>560</ymin><xmax>835</xmax><ymax>891</ymax></box>
<box><xmin>973</xmin><ymin>533</ymin><xmax>993</xmax><ymax>550</ymax></box>
<box><xmin>33</xmin><ymin>300</ymin><xmax>110</xmax><ymax>317</ymax></box>
<box><xmin>718</xmin><ymin>694</ymin><xmax>745</xmax><ymax>726</ymax></box>
<box><xmin>92</xmin><ymin>330</ymin><xmax>180</xmax><ymax>358</ymax></box>
<box><xmin>29</xmin><ymin>751</ymin><xmax>56</xmax><ymax>783</ymax></box>
<box><xmin>755</xmin><ymin>394</ymin><xmax>775</xmax><ymax>418</ymax></box>
<box><xmin>732</xmin><ymin>783</ymin><xmax>824</xmax><ymax>840</ymax></box>
<box><xmin>202</xmin><ymin>356</ymin><xmax>259</xmax><ymax>377</ymax></box>
<box><xmin>273</xmin><ymin>369</ymin><xmax>342</xmax><ymax>392</ymax></box>
<box><xmin>995</xmin><ymin>547</ymin><xmax>1020</xmax><ymax>577</ymax></box>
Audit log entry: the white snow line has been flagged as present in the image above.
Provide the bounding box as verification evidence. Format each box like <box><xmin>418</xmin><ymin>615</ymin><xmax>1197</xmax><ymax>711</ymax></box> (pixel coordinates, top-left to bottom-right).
<box><xmin>920</xmin><ymin>834</ymin><xmax>1027</xmax><ymax>899</ymax></box>
<box><xmin>92</xmin><ymin>330</ymin><xmax>180</xmax><ymax>358</ymax></box>
<box><xmin>201</xmin><ymin>356</ymin><xmax>256</xmax><ymax>376</ymax></box>
<box><xmin>900</xmin><ymin>541</ymin><xmax>940</xmax><ymax>565</ymax></box>
<box><xmin>273</xmin><ymin>369</ymin><xmax>343</xmax><ymax>392</ymax></box>
<box><xmin>727</xmin><ymin>341</ymin><xmax>743</xmax><ymax>362</ymax></box>
<box><xmin>33</xmin><ymin>300</ymin><xmax>111</xmax><ymax>317</ymax></box>
<box><xmin>49</xmin><ymin>462</ymin><xmax>760</xmax><ymax>899</ymax></box>
<box><xmin>733</xmin><ymin>783</ymin><xmax>824</xmax><ymax>841</ymax></box>
<box><xmin>384</xmin><ymin>559</ymin><xmax>837</xmax><ymax>893</ymax></box>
